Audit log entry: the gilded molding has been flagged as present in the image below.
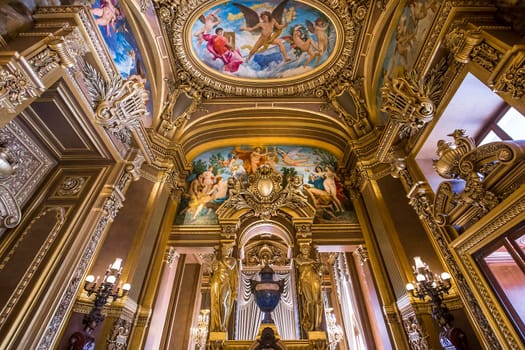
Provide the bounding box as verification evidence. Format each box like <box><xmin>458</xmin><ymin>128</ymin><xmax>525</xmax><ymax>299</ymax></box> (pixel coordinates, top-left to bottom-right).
<box><xmin>323</xmin><ymin>74</ymin><xmax>372</xmax><ymax>137</ymax></box>
<box><xmin>452</xmin><ymin>197</ymin><xmax>525</xmax><ymax>349</ymax></box>
<box><xmin>406</xmin><ymin>182</ymin><xmax>503</xmax><ymax>349</ymax></box>
<box><xmin>0</xmin><ymin>121</ymin><xmax>56</xmax><ymax>234</ymax></box>
<box><xmin>413</xmin><ymin>0</ymin><xmax>494</xmax><ymax>74</ymax></box>
<box><xmin>29</xmin><ymin>48</ymin><xmax>60</xmax><ymax>78</ymax></box>
<box><xmin>34</xmin><ymin>6</ymin><xmax>117</xmax><ymax>79</ymax></box>
<box><xmin>154</xmin><ymin>0</ymin><xmax>368</xmax><ymax>97</ymax></box>
<box><xmin>0</xmin><ymin>185</ymin><xmax>20</xmax><ymax>229</ymax></box>
<box><xmin>0</xmin><ymin>207</ymin><xmax>66</xmax><ymax>328</ymax></box>
<box><xmin>38</xmin><ymin>178</ymin><xmax>131</xmax><ymax>349</ymax></box>
<box><xmin>432</xmin><ymin>130</ymin><xmax>525</xmax><ymax>228</ymax></box>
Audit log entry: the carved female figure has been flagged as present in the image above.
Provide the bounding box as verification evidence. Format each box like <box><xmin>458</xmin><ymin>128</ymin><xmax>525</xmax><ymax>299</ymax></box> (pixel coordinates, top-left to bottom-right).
<box><xmin>210</xmin><ymin>244</ymin><xmax>238</xmax><ymax>333</ymax></box>
<box><xmin>295</xmin><ymin>243</ymin><xmax>323</xmax><ymax>332</ymax></box>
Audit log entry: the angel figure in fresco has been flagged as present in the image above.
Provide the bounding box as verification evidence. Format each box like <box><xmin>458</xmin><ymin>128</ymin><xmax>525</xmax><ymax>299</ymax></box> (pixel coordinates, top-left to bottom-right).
<box><xmin>277</xmin><ymin>148</ymin><xmax>315</xmax><ymax>167</ymax></box>
<box><xmin>288</xmin><ymin>24</ymin><xmax>318</xmax><ymax>67</ymax></box>
<box><xmin>202</xmin><ymin>27</ymin><xmax>244</xmax><ymax>73</ymax></box>
<box><xmin>236</xmin><ymin>0</ymin><xmax>291</xmax><ymax>62</ymax></box>
<box><xmin>194</xmin><ymin>8</ymin><xmax>221</xmax><ymax>45</ymax></box>
<box><xmin>91</xmin><ymin>0</ymin><xmax>121</xmax><ymax>36</ymax></box>
<box><xmin>312</xmin><ymin>17</ymin><xmax>329</xmax><ymax>65</ymax></box>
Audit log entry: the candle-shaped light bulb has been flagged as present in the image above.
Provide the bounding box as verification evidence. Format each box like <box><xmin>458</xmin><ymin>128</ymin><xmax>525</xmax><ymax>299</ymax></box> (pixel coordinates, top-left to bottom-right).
<box><xmin>85</xmin><ymin>275</ymin><xmax>95</xmax><ymax>283</ymax></box>
<box><xmin>111</xmin><ymin>258</ymin><xmax>122</xmax><ymax>271</ymax></box>
<box><xmin>414</xmin><ymin>256</ymin><xmax>425</xmax><ymax>269</ymax></box>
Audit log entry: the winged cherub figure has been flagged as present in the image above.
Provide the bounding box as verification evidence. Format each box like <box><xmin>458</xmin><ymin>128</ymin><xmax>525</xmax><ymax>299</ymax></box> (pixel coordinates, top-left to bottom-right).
<box><xmin>235</xmin><ymin>0</ymin><xmax>291</xmax><ymax>62</ymax></box>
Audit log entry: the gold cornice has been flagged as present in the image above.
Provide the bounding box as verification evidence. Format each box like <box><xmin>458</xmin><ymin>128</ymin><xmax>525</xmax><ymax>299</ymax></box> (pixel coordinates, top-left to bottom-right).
<box><xmin>172</xmin><ymin>107</ymin><xmax>352</xmax><ymax>161</ymax></box>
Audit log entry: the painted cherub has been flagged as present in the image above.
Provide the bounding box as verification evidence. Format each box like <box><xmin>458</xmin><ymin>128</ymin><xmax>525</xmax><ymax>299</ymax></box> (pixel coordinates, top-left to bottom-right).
<box><xmin>194</xmin><ymin>8</ymin><xmax>221</xmax><ymax>45</ymax></box>
<box><xmin>311</xmin><ymin>17</ymin><xmax>329</xmax><ymax>65</ymax></box>
<box><xmin>289</xmin><ymin>24</ymin><xmax>318</xmax><ymax>67</ymax></box>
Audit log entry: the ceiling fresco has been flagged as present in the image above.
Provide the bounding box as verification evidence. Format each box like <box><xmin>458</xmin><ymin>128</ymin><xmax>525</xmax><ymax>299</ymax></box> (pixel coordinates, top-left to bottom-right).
<box><xmin>89</xmin><ymin>0</ymin><xmax>153</xmax><ymax>124</ymax></box>
<box><xmin>189</xmin><ymin>0</ymin><xmax>336</xmax><ymax>79</ymax></box>
<box><xmin>377</xmin><ymin>0</ymin><xmax>442</xmax><ymax>123</ymax></box>
<box><xmin>175</xmin><ymin>145</ymin><xmax>356</xmax><ymax>225</ymax></box>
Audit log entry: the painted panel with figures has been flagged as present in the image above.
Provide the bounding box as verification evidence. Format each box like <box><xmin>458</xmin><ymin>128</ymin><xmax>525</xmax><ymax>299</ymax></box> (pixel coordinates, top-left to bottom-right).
<box><xmin>175</xmin><ymin>145</ymin><xmax>356</xmax><ymax>225</ymax></box>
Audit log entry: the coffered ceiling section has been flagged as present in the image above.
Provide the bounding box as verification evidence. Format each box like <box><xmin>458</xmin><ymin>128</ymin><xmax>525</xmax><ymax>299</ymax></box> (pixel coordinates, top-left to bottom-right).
<box><xmin>155</xmin><ymin>0</ymin><xmax>369</xmax><ymax>97</ymax></box>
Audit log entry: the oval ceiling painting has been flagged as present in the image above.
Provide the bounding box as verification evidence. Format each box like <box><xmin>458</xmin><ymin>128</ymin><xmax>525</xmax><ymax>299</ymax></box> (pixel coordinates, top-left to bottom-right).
<box><xmin>189</xmin><ymin>0</ymin><xmax>337</xmax><ymax>80</ymax></box>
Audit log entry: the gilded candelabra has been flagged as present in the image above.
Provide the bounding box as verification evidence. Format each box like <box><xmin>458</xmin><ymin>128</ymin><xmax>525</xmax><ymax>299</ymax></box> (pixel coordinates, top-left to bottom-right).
<box><xmin>83</xmin><ymin>258</ymin><xmax>130</xmax><ymax>330</ymax></box>
<box><xmin>191</xmin><ymin>309</ymin><xmax>210</xmax><ymax>350</ymax></box>
<box><xmin>406</xmin><ymin>257</ymin><xmax>469</xmax><ymax>349</ymax></box>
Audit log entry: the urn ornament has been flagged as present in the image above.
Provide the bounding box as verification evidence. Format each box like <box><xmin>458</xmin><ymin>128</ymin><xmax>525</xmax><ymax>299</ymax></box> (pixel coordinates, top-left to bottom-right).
<box><xmin>250</xmin><ymin>265</ymin><xmax>284</xmax><ymax>324</ymax></box>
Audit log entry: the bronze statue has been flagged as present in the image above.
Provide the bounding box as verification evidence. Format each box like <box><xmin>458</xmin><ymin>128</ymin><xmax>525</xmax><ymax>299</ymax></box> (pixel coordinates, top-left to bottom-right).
<box><xmin>210</xmin><ymin>243</ymin><xmax>238</xmax><ymax>333</ymax></box>
<box><xmin>295</xmin><ymin>243</ymin><xmax>323</xmax><ymax>332</ymax></box>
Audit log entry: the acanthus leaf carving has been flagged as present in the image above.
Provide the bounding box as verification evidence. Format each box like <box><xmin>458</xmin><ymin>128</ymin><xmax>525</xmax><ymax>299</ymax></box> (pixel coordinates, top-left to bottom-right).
<box><xmin>82</xmin><ymin>63</ymin><xmax>148</xmax><ymax>144</ymax></box>
<box><xmin>0</xmin><ymin>57</ymin><xmax>42</xmax><ymax>113</ymax></box>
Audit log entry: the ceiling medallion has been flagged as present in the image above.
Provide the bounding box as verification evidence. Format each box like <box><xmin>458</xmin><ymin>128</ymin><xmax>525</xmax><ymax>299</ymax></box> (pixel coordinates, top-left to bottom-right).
<box><xmin>160</xmin><ymin>0</ymin><xmax>365</xmax><ymax>96</ymax></box>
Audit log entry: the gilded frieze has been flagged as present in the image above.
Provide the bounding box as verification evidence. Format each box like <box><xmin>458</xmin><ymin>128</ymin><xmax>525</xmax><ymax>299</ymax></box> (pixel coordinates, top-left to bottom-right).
<box><xmin>470</xmin><ymin>41</ymin><xmax>504</xmax><ymax>72</ymax></box>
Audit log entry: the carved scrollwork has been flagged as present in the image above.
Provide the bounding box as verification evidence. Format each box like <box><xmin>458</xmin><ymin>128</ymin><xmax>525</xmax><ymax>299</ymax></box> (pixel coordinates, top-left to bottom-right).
<box><xmin>433</xmin><ymin>129</ymin><xmax>475</xmax><ymax>179</ymax></box>
<box><xmin>0</xmin><ymin>62</ymin><xmax>41</xmax><ymax>113</ymax></box>
<box><xmin>0</xmin><ymin>184</ymin><xmax>21</xmax><ymax>229</ymax></box>
<box><xmin>470</xmin><ymin>42</ymin><xmax>503</xmax><ymax>73</ymax></box>
<box><xmin>29</xmin><ymin>49</ymin><xmax>60</xmax><ymax>78</ymax></box>
<box><xmin>432</xmin><ymin>130</ymin><xmax>525</xmax><ymax>228</ymax></box>
<box><xmin>494</xmin><ymin>57</ymin><xmax>525</xmax><ymax>99</ymax></box>
<box><xmin>380</xmin><ymin>67</ymin><xmax>441</xmax><ymax>139</ymax></box>
<box><xmin>244</xmin><ymin>242</ymin><xmax>290</xmax><ymax>267</ymax></box>
<box><xmin>217</xmin><ymin>164</ymin><xmax>314</xmax><ymax>221</ymax></box>
<box><xmin>83</xmin><ymin>63</ymin><xmax>149</xmax><ymax>144</ymax></box>
<box><xmin>107</xmin><ymin>318</ymin><xmax>131</xmax><ymax>350</ymax></box>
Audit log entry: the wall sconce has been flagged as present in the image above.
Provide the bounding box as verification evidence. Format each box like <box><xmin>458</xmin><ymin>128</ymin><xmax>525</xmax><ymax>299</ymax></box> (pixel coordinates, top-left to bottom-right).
<box><xmin>406</xmin><ymin>257</ymin><xmax>468</xmax><ymax>349</ymax></box>
<box><xmin>191</xmin><ymin>309</ymin><xmax>210</xmax><ymax>350</ymax></box>
<box><xmin>83</xmin><ymin>258</ymin><xmax>131</xmax><ymax>330</ymax></box>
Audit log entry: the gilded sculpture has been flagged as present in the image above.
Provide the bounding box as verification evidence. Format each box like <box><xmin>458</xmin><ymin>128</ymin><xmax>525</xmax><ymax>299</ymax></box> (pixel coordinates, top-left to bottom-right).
<box><xmin>210</xmin><ymin>244</ymin><xmax>238</xmax><ymax>333</ymax></box>
<box><xmin>295</xmin><ymin>243</ymin><xmax>323</xmax><ymax>332</ymax></box>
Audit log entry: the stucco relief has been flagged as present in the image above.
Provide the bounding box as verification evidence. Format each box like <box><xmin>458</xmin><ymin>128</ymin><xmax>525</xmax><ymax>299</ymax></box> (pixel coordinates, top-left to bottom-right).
<box><xmin>0</xmin><ymin>121</ymin><xmax>56</xmax><ymax>234</ymax></box>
